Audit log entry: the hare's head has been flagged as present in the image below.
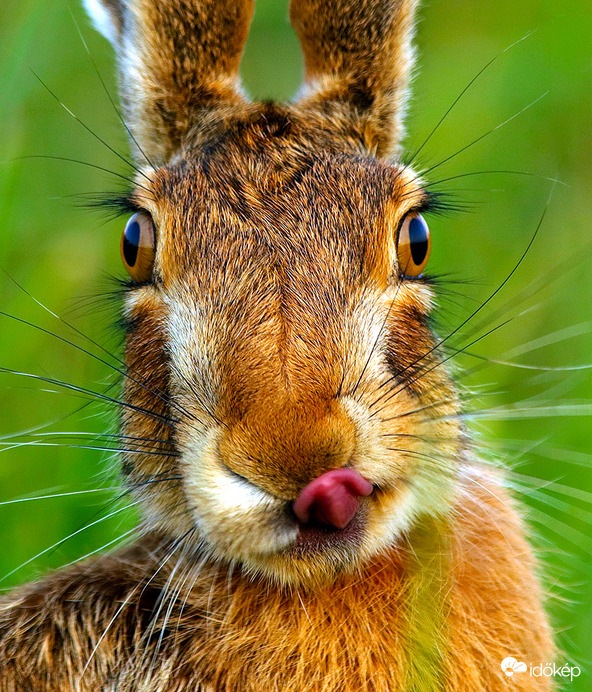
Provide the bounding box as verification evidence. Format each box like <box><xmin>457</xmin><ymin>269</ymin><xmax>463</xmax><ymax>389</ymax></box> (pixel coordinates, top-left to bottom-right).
<box><xmin>85</xmin><ymin>0</ymin><xmax>462</xmax><ymax>587</ymax></box>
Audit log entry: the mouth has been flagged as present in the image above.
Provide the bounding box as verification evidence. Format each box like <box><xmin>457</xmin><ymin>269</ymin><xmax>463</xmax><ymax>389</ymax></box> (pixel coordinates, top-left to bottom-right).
<box><xmin>286</xmin><ymin>504</ymin><xmax>368</xmax><ymax>556</ymax></box>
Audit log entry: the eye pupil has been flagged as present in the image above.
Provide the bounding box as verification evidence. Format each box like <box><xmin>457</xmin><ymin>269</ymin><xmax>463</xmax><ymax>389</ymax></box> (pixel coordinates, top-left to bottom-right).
<box><xmin>123</xmin><ymin>219</ymin><xmax>141</xmax><ymax>267</ymax></box>
<box><xmin>408</xmin><ymin>215</ymin><xmax>429</xmax><ymax>265</ymax></box>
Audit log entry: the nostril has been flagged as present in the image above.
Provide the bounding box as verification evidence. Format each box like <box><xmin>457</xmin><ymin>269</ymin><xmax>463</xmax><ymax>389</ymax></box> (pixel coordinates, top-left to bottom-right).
<box><xmin>292</xmin><ymin>469</ymin><xmax>373</xmax><ymax>530</ymax></box>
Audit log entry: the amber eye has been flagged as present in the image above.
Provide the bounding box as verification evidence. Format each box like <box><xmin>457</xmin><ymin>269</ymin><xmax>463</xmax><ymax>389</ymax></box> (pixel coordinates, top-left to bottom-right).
<box><xmin>396</xmin><ymin>212</ymin><xmax>431</xmax><ymax>277</ymax></box>
<box><xmin>121</xmin><ymin>211</ymin><xmax>156</xmax><ymax>282</ymax></box>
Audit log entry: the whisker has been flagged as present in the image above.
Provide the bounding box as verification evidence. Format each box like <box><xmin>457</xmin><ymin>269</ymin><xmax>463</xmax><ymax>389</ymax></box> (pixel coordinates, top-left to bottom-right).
<box><xmin>396</xmin><ymin>317</ymin><xmax>590</xmax><ymax>412</ymax></box>
<box><xmin>446</xmin><ymin>252</ymin><xmax>590</xmax><ymax>359</ymax></box>
<box><xmin>79</xmin><ymin>529</ymin><xmax>196</xmax><ymax>682</ymax></box>
<box><xmin>377</xmin><ymin>398</ymin><xmax>454</xmax><ymax>424</ymax></box>
<box><xmin>370</xmin><ymin>221</ymin><xmax>581</xmax><ymax>420</ymax></box>
<box><xmin>13</xmin><ymin>431</ymin><xmax>176</xmax><ymax>447</ymax></box>
<box><xmin>463</xmin><ymin>321</ymin><xmax>592</xmax><ymax>370</ymax></box>
<box><xmin>525</xmin><ymin>505</ymin><xmax>592</xmax><ymax>558</ymax></box>
<box><xmin>0</xmin><ymin>487</ymin><xmax>118</xmax><ymax>507</ymax></box>
<box><xmin>425</xmin><ymin>169</ymin><xmax>568</xmax><ymax>190</ymax></box>
<box><xmin>0</xmin><ymin>501</ymin><xmax>138</xmax><ymax>585</ymax></box>
<box><xmin>27</xmin><ymin>67</ymin><xmax>151</xmax><ymax>184</ymax></box>
<box><xmin>0</xmin><ymin>366</ymin><xmax>178</xmax><ymax>427</ymax></box>
<box><xmin>459</xmin><ymin>403</ymin><xmax>592</xmax><ymax>421</ymax></box>
<box><xmin>56</xmin><ymin>526</ymin><xmax>139</xmax><ymax>574</ymax></box>
<box><xmin>0</xmin><ymin>306</ymin><xmax>197</xmax><ymax>425</ymax></box>
<box><xmin>508</xmin><ymin>475</ymin><xmax>592</xmax><ymax>513</ymax></box>
<box><xmin>0</xmin><ymin>440</ymin><xmax>179</xmax><ymax>457</ymax></box>
<box><xmin>462</xmin><ymin>352</ymin><xmax>592</xmax><ymax>372</ymax></box>
<box><xmin>406</xmin><ymin>31</ymin><xmax>537</xmax><ymax>167</ymax></box>
<box><xmin>367</xmin><ymin>191</ymin><xmax>551</xmax><ymax>412</ymax></box>
<box><xmin>147</xmin><ymin>550</ymin><xmax>191</xmax><ymax>665</ymax></box>
<box><xmin>350</xmin><ymin>282</ymin><xmax>408</xmax><ymax>398</ymax></box>
<box><xmin>78</xmin><ymin>581</ymin><xmax>142</xmax><ymax>679</ymax></box>
<box><xmin>385</xmin><ymin>447</ymin><xmax>450</xmax><ymax>465</ymax></box>
<box><xmin>370</xmin><ymin>316</ymin><xmax>512</xmax><ymax>417</ymax></box>
<box><xmin>68</xmin><ymin>8</ymin><xmax>156</xmax><ymax>170</ymax></box>
<box><xmin>419</xmin><ymin>402</ymin><xmax>592</xmax><ymax>425</ymax></box>
<box><xmin>13</xmin><ymin>155</ymin><xmax>148</xmax><ymax>192</ymax></box>
<box><xmin>501</xmin><ymin>441</ymin><xmax>592</xmax><ymax>470</ymax></box>
<box><xmin>130</xmin><ymin>476</ymin><xmax>183</xmax><ymax>490</ymax></box>
<box><xmin>422</xmin><ymin>91</ymin><xmax>549</xmax><ymax>177</ymax></box>
<box><xmin>169</xmin><ymin>362</ymin><xmax>223</xmax><ymax>428</ymax></box>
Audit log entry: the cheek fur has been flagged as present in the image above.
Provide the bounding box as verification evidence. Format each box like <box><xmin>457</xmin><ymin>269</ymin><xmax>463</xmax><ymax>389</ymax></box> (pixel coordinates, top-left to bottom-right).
<box><xmin>181</xmin><ymin>428</ymin><xmax>298</xmax><ymax>559</ymax></box>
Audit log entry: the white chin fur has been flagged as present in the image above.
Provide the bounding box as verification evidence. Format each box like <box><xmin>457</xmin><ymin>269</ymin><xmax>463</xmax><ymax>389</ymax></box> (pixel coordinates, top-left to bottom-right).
<box><xmin>83</xmin><ymin>0</ymin><xmax>118</xmax><ymax>45</ymax></box>
<box><xmin>183</xmin><ymin>444</ymin><xmax>297</xmax><ymax>560</ymax></box>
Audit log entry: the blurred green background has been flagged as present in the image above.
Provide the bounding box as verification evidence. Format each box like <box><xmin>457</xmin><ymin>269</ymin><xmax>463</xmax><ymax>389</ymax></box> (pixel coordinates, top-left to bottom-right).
<box><xmin>0</xmin><ymin>0</ymin><xmax>591</xmax><ymax>687</ymax></box>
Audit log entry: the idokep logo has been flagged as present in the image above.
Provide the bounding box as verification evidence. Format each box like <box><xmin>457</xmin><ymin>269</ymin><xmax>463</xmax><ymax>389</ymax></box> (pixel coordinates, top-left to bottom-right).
<box><xmin>501</xmin><ymin>657</ymin><xmax>527</xmax><ymax>677</ymax></box>
<box><xmin>501</xmin><ymin>657</ymin><xmax>581</xmax><ymax>682</ymax></box>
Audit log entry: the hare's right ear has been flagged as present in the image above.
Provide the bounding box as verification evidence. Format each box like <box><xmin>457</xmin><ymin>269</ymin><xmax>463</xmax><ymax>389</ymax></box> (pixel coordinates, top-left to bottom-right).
<box><xmin>290</xmin><ymin>0</ymin><xmax>420</xmax><ymax>159</ymax></box>
<box><xmin>83</xmin><ymin>0</ymin><xmax>255</xmax><ymax>165</ymax></box>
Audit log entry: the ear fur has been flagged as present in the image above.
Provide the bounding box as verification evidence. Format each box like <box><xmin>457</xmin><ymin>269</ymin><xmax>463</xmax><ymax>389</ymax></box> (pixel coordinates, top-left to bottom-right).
<box><xmin>83</xmin><ymin>0</ymin><xmax>255</xmax><ymax>165</ymax></box>
<box><xmin>290</xmin><ymin>0</ymin><xmax>420</xmax><ymax>158</ymax></box>
<box><xmin>83</xmin><ymin>0</ymin><xmax>124</xmax><ymax>46</ymax></box>
<box><xmin>83</xmin><ymin>0</ymin><xmax>418</xmax><ymax>164</ymax></box>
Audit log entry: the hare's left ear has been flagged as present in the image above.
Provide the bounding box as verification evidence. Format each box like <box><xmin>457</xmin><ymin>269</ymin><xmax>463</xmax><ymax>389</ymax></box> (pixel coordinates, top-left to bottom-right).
<box><xmin>83</xmin><ymin>0</ymin><xmax>255</xmax><ymax>165</ymax></box>
<box><xmin>290</xmin><ymin>0</ymin><xmax>420</xmax><ymax>158</ymax></box>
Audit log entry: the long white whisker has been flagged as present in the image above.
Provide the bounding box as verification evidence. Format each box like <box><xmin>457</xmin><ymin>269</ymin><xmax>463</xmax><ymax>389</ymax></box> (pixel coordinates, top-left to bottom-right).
<box><xmin>0</xmin><ymin>487</ymin><xmax>117</xmax><ymax>507</ymax></box>
<box><xmin>0</xmin><ymin>502</ymin><xmax>138</xmax><ymax>585</ymax></box>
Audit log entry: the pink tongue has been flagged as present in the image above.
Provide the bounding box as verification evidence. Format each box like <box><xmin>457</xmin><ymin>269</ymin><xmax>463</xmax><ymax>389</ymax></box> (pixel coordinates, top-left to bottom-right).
<box><xmin>292</xmin><ymin>469</ymin><xmax>373</xmax><ymax>530</ymax></box>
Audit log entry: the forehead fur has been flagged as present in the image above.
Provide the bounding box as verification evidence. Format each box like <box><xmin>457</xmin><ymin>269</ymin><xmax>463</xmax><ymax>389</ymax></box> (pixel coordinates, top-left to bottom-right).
<box><xmin>136</xmin><ymin>107</ymin><xmax>426</xmax><ymax>288</ymax></box>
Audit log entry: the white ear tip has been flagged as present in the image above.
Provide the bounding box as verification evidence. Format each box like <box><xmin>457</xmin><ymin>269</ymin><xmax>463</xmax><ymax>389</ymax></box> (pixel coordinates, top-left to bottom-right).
<box><xmin>83</xmin><ymin>0</ymin><xmax>119</xmax><ymax>45</ymax></box>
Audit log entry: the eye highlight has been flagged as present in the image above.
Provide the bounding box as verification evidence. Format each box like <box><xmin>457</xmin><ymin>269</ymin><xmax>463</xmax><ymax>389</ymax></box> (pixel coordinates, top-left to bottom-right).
<box><xmin>121</xmin><ymin>211</ymin><xmax>156</xmax><ymax>282</ymax></box>
<box><xmin>396</xmin><ymin>212</ymin><xmax>431</xmax><ymax>277</ymax></box>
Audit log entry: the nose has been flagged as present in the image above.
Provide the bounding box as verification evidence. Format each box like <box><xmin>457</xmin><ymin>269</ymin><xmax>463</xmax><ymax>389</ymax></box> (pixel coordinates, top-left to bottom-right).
<box><xmin>292</xmin><ymin>468</ymin><xmax>373</xmax><ymax>530</ymax></box>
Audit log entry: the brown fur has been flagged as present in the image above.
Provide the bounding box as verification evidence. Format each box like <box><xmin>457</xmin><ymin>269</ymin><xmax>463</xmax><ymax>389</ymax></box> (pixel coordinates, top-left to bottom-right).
<box><xmin>0</xmin><ymin>0</ymin><xmax>553</xmax><ymax>689</ymax></box>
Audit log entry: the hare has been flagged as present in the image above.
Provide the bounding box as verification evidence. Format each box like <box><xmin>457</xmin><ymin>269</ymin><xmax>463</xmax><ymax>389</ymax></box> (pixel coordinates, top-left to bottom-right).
<box><xmin>0</xmin><ymin>0</ymin><xmax>554</xmax><ymax>690</ymax></box>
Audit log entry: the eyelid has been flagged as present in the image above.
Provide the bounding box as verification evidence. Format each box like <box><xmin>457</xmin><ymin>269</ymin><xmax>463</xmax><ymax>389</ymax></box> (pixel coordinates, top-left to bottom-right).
<box><xmin>397</xmin><ymin>205</ymin><xmax>428</xmax><ymax>234</ymax></box>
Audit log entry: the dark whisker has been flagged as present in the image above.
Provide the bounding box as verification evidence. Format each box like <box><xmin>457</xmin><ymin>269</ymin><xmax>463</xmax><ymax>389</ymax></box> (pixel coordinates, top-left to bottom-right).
<box><xmin>28</xmin><ymin>67</ymin><xmax>151</xmax><ymax>184</ymax></box>
<box><xmin>405</xmin><ymin>31</ymin><xmax>537</xmax><ymax>168</ymax></box>
<box><xmin>0</xmin><ymin>309</ymin><xmax>197</xmax><ymax>425</ymax></box>
<box><xmin>377</xmin><ymin>398</ymin><xmax>456</xmax><ymax>424</ymax></box>
<box><xmin>169</xmin><ymin>363</ymin><xmax>224</xmax><ymax>428</ymax></box>
<box><xmin>68</xmin><ymin>9</ymin><xmax>156</xmax><ymax>171</ymax></box>
<box><xmin>370</xmin><ymin>317</ymin><xmax>512</xmax><ymax>416</ymax></box>
<box><xmin>13</xmin><ymin>155</ymin><xmax>149</xmax><ymax>192</ymax></box>
<box><xmin>0</xmin><ymin>367</ymin><xmax>178</xmax><ymax>428</ymax></box>
<box><xmin>421</xmin><ymin>91</ymin><xmax>548</xmax><ymax>178</ymax></box>
<box><xmin>130</xmin><ymin>476</ymin><xmax>183</xmax><ymax>488</ymax></box>
<box><xmin>350</xmin><ymin>283</ymin><xmax>408</xmax><ymax>399</ymax></box>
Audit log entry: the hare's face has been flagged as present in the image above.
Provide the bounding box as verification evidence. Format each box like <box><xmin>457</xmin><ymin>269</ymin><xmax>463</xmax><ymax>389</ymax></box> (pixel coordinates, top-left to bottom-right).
<box><xmin>80</xmin><ymin>0</ymin><xmax>463</xmax><ymax>585</ymax></box>
<box><xmin>120</xmin><ymin>109</ymin><xmax>462</xmax><ymax>586</ymax></box>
